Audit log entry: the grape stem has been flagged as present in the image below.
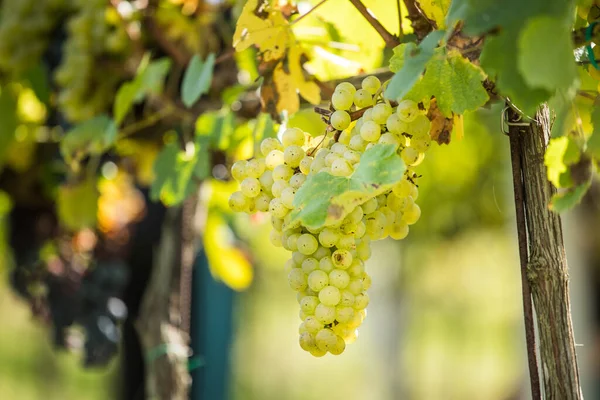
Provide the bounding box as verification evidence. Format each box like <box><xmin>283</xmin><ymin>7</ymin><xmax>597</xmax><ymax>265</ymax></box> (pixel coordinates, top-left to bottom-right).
<box><xmin>348</xmin><ymin>0</ymin><xmax>400</xmax><ymax>48</ymax></box>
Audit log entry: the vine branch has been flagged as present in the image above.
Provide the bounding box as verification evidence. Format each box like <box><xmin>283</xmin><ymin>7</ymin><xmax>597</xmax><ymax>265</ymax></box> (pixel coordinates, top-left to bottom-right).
<box><xmin>506</xmin><ymin>106</ymin><xmax>542</xmax><ymax>400</ymax></box>
<box><xmin>348</xmin><ymin>0</ymin><xmax>400</xmax><ymax>48</ymax></box>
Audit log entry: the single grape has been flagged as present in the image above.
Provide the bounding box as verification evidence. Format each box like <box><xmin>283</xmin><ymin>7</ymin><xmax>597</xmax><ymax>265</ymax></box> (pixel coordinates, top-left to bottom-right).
<box><xmin>319</xmin><ymin>256</ymin><xmax>335</xmax><ymax>273</ymax></box>
<box><xmin>314</xmin><ymin>304</ymin><xmax>336</xmax><ymax>325</ymax></box>
<box><xmin>390</xmin><ymin>220</ymin><xmax>409</xmax><ymax>240</ymax></box>
<box><xmin>360</xmin><ymin>120</ymin><xmax>381</xmax><ymax>142</ymax></box>
<box><xmin>284</xmin><ymin>145</ymin><xmax>305</xmax><ymax>168</ymax></box>
<box><xmin>231</xmin><ymin>160</ymin><xmax>247</xmax><ymax>182</ymax></box>
<box><xmin>319</xmin><ymin>285</ymin><xmax>341</xmax><ymax>306</ymax></box>
<box><xmin>228</xmin><ymin>191</ymin><xmax>248</xmax><ymax>212</ymax></box>
<box><xmin>354</xmin><ymin>89</ymin><xmax>373</xmax><ymax>108</ymax></box>
<box><xmin>254</xmin><ymin>193</ymin><xmax>271</xmax><ymax>212</ymax></box>
<box><xmin>329</xmin><ymin>269</ymin><xmax>350</xmax><ymax>289</ymax></box>
<box><xmin>299</xmin><ymin>332</ymin><xmax>316</xmax><ymax>351</ymax></box>
<box><xmin>282</xmin><ymin>128</ymin><xmax>306</xmax><ymax>147</ymax></box>
<box><xmin>288</xmin><ymin>268</ymin><xmax>307</xmax><ymax>291</ymax></box>
<box><xmin>297</xmin><ymin>233</ymin><xmax>318</xmax><ymax>255</ymax></box>
<box><xmin>362</xmin><ymin>197</ymin><xmax>378</xmax><ymax>214</ymax></box>
<box><xmin>240</xmin><ymin>177</ymin><xmax>261</xmax><ymax>198</ymax></box>
<box><xmin>396</xmin><ymin>99</ymin><xmax>419</xmax><ymax>122</ymax></box>
<box><xmin>301</xmin><ymin>257</ymin><xmax>319</xmax><ymax>274</ymax></box>
<box><xmin>260</xmin><ymin>138</ymin><xmax>283</xmax><ymax>156</ymax></box>
<box><xmin>336</xmin><ymin>306</ymin><xmax>355</xmax><ymax>323</ymax></box>
<box><xmin>330</xmin><ymin>110</ymin><xmax>351</xmax><ymax>130</ymax></box>
<box><xmin>347</xmin><ymin>278</ymin><xmax>364</xmax><ymax>295</ymax></box>
<box><xmin>289</xmin><ymin>173</ymin><xmax>306</xmax><ymax>189</ymax></box>
<box><xmin>318</xmin><ymin>228</ymin><xmax>339</xmax><ymax>248</ymax></box>
<box><xmin>272</xmin><ymin>164</ymin><xmax>294</xmax><ymax>181</ymax></box>
<box><xmin>354</xmin><ymin>292</ymin><xmax>369</xmax><ymax>309</ymax></box>
<box><xmin>329</xmin><ymin>335</ymin><xmax>346</xmax><ymax>355</ymax></box>
<box><xmin>300</xmin><ymin>296</ymin><xmax>320</xmax><ymax>314</ymax></box>
<box><xmin>280</xmin><ymin>187</ymin><xmax>296</xmax><ymax>209</ymax></box>
<box><xmin>308</xmin><ymin>269</ymin><xmax>329</xmax><ymax>291</ymax></box>
<box><xmin>313</xmin><ymin>246</ymin><xmax>331</xmax><ymax>260</ymax></box>
<box><xmin>402</xmin><ymin>203</ymin><xmax>421</xmax><ymax>225</ymax></box>
<box><xmin>339</xmin><ymin>290</ymin><xmax>355</xmax><ymax>306</ymax></box>
<box><xmin>331</xmin><ymin>90</ymin><xmax>354</xmax><ymax>110</ymax></box>
<box><xmin>304</xmin><ymin>316</ymin><xmax>322</xmax><ymax>333</ymax></box>
<box><xmin>401</xmin><ymin>147</ymin><xmax>420</xmax><ymax>166</ymax></box>
<box><xmin>299</xmin><ymin>156</ymin><xmax>313</xmax><ymax>175</ymax></box>
<box><xmin>409</xmin><ymin>114</ymin><xmax>430</xmax><ymax>136</ymax></box>
<box><xmin>269</xmin><ymin>198</ymin><xmax>289</xmax><ymax>218</ymax></box>
<box><xmin>362</xmin><ymin>76</ymin><xmax>381</xmax><ymax>95</ymax></box>
<box><xmin>343</xmin><ymin>149</ymin><xmax>361</xmax><ymax>164</ymax></box>
<box><xmin>246</xmin><ymin>158</ymin><xmax>266</xmax><ymax>178</ymax></box>
<box><xmin>378</xmin><ymin>132</ymin><xmax>401</xmax><ymax>150</ymax></box>
<box><xmin>269</xmin><ymin>229</ymin><xmax>283</xmax><ymax>247</ymax></box>
<box><xmin>271</xmin><ymin>180</ymin><xmax>289</xmax><ymax>198</ymax></box>
<box><xmin>265</xmin><ymin>150</ymin><xmax>284</xmax><ymax>169</ymax></box>
<box><xmin>330</xmin><ymin>158</ymin><xmax>353</xmax><ymax>177</ymax></box>
<box><xmin>335</xmin><ymin>82</ymin><xmax>357</xmax><ymax>95</ymax></box>
<box><xmin>332</xmin><ymin>249</ymin><xmax>353</xmax><ymax>269</ymax></box>
<box><xmin>259</xmin><ymin>170</ymin><xmax>274</xmax><ymax>192</ymax></box>
<box><xmin>371</xmin><ymin>103</ymin><xmax>392</xmax><ymax>124</ymax></box>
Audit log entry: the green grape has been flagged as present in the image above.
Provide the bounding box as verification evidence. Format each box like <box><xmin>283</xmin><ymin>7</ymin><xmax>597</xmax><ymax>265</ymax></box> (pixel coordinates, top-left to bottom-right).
<box><xmin>411</xmin><ymin>135</ymin><xmax>431</xmax><ymax>153</ymax></box>
<box><xmin>337</xmin><ymin>234</ymin><xmax>356</xmax><ymax>250</ymax></box>
<box><xmin>246</xmin><ymin>158</ymin><xmax>266</xmax><ymax>178</ymax></box>
<box><xmin>332</xmin><ymin>249</ymin><xmax>353</xmax><ymax>269</ymax></box>
<box><xmin>331</xmin><ymin>143</ymin><xmax>348</xmax><ymax>154</ymax></box>
<box><xmin>331</xmin><ymin>90</ymin><xmax>354</xmax><ymax>110</ymax></box>
<box><xmin>228</xmin><ymin>191</ymin><xmax>248</xmax><ymax>212</ymax></box>
<box><xmin>286</xmin><ymin>233</ymin><xmax>300</xmax><ymax>251</ymax></box>
<box><xmin>329</xmin><ymin>269</ymin><xmax>350</xmax><ymax>289</ymax></box>
<box><xmin>354</xmin><ymin>89</ymin><xmax>373</xmax><ymax>108</ymax></box>
<box><xmin>288</xmin><ymin>268</ymin><xmax>307</xmax><ymax>291</ymax></box>
<box><xmin>378</xmin><ymin>132</ymin><xmax>401</xmax><ymax>150</ymax></box>
<box><xmin>335</xmin><ymin>82</ymin><xmax>357</xmax><ymax>95</ymax></box>
<box><xmin>362</xmin><ymin>108</ymin><xmax>373</xmax><ymax>121</ymax></box>
<box><xmin>371</xmin><ymin>103</ymin><xmax>392</xmax><ymax>124</ymax></box>
<box><xmin>343</xmin><ymin>149</ymin><xmax>361</xmax><ymax>164</ymax></box>
<box><xmin>315</xmin><ymin>328</ymin><xmax>338</xmax><ymax>352</ymax></box>
<box><xmin>310</xmin><ymin>346</ymin><xmax>327</xmax><ymax>357</ymax></box>
<box><xmin>336</xmin><ymin>306</ymin><xmax>355</xmax><ymax>323</ymax></box>
<box><xmin>347</xmin><ymin>278</ymin><xmax>364</xmax><ymax>295</ymax></box>
<box><xmin>348</xmin><ymin>135</ymin><xmax>366</xmax><ymax>152</ymax></box>
<box><xmin>362</xmin><ymin>76</ymin><xmax>381</xmax><ymax>95</ymax></box>
<box><xmin>403</xmin><ymin>203</ymin><xmax>421</xmax><ymax>225</ymax></box>
<box><xmin>292</xmin><ymin>251</ymin><xmax>307</xmax><ymax>265</ymax></box>
<box><xmin>396</xmin><ymin>99</ymin><xmax>419</xmax><ymax>122</ymax></box>
<box><xmin>319</xmin><ymin>256</ymin><xmax>335</xmax><ymax>273</ymax></box>
<box><xmin>392</xmin><ymin>179</ymin><xmax>413</xmax><ymax>198</ymax></box>
<box><xmin>401</xmin><ymin>146</ymin><xmax>420</xmax><ymax>166</ymax></box>
<box><xmin>319</xmin><ymin>285</ymin><xmax>341</xmax><ymax>306</ymax></box>
<box><xmin>314</xmin><ymin>246</ymin><xmax>331</xmax><ymax>260</ymax></box>
<box><xmin>299</xmin><ymin>332</ymin><xmax>316</xmax><ymax>351</ymax></box>
<box><xmin>284</xmin><ymin>145</ymin><xmax>305</xmax><ymax>168</ymax></box>
<box><xmin>355</xmin><ymin>222</ymin><xmax>367</xmax><ymax>238</ymax></box>
<box><xmin>338</xmin><ymin>130</ymin><xmax>352</xmax><ymax>145</ymax></box>
<box><xmin>310</xmin><ymin>157</ymin><xmax>327</xmax><ymax>174</ymax></box>
<box><xmin>299</xmin><ymin>156</ymin><xmax>313</xmax><ymax>174</ymax></box>
<box><xmin>354</xmin><ymin>292</ymin><xmax>369</xmax><ymax>309</ymax></box>
<box><xmin>409</xmin><ymin>114</ymin><xmax>430</xmax><ymax>136</ymax></box>
<box><xmin>302</xmin><ymin>257</ymin><xmax>319</xmax><ymax>274</ymax></box>
<box><xmin>339</xmin><ymin>290</ymin><xmax>355</xmax><ymax>306</ymax></box>
<box><xmin>254</xmin><ymin>193</ymin><xmax>271</xmax><ymax>212</ymax></box>
<box><xmin>261</xmin><ymin>137</ymin><xmax>284</xmax><ymax>156</ymax></box>
<box><xmin>282</xmin><ymin>128</ymin><xmax>306</xmax><ymax>147</ymax></box>
<box><xmin>271</xmin><ymin>216</ymin><xmax>284</xmax><ymax>231</ymax></box>
<box><xmin>318</xmin><ymin>228</ymin><xmax>339</xmax><ymax>248</ymax></box>
<box><xmin>297</xmin><ymin>233</ymin><xmax>318</xmax><ymax>255</ymax></box>
<box><xmin>330</xmin><ymin>110</ymin><xmax>351</xmax><ymax>130</ymax></box>
<box><xmin>280</xmin><ymin>187</ymin><xmax>296</xmax><ymax>209</ymax></box>
<box><xmin>266</xmin><ymin>150</ymin><xmax>285</xmax><ymax>169</ymax></box>
<box><xmin>271</xmin><ymin>180</ymin><xmax>289</xmax><ymax>198</ymax></box>
<box><xmin>231</xmin><ymin>160</ymin><xmax>248</xmax><ymax>181</ymax></box>
<box><xmin>272</xmin><ymin>164</ymin><xmax>294</xmax><ymax>181</ymax></box>
<box><xmin>330</xmin><ymin>158</ymin><xmax>353</xmax><ymax>177</ymax></box>
<box><xmin>240</xmin><ymin>177</ymin><xmax>261</xmax><ymax>197</ymax></box>
<box><xmin>314</xmin><ymin>304</ymin><xmax>336</xmax><ymax>325</ymax></box>
<box><xmin>304</xmin><ymin>316</ymin><xmax>323</xmax><ymax>333</ymax></box>
<box><xmin>390</xmin><ymin>220</ymin><xmax>409</xmax><ymax>240</ymax></box>
<box><xmin>308</xmin><ymin>269</ymin><xmax>329</xmax><ymax>291</ymax></box>
<box><xmin>269</xmin><ymin>198</ymin><xmax>289</xmax><ymax>218</ymax></box>
<box><xmin>360</xmin><ymin>120</ymin><xmax>381</xmax><ymax>142</ymax></box>
<box><xmin>362</xmin><ymin>274</ymin><xmax>372</xmax><ymax>290</ymax></box>
<box><xmin>329</xmin><ymin>336</ymin><xmax>346</xmax><ymax>355</ymax></box>
<box><xmin>259</xmin><ymin>170</ymin><xmax>274</xmax><ymax>192</ymax></box>
<box><xmin>386</xmin><ymin>113</ymin><xmax>405</xmax><ymax>135</ymax></box>
<box><xmin>300</xmin><ymin>296</ymin><xmax>320</xmax><ymax>314</ymax></box>
<box><xmin>289</xmin><ymin>173</ymin><xmax>306</xmax><ymax>189</ymax></box>
<box><xmin>362</xmin><ymin>197</ymin><xmax>378</xmax><ymax>214</ymax></box>
<box><xmin>348</xmin><ymin>260</ymin><xmax>365</xmax><ymax>277</ymax></box>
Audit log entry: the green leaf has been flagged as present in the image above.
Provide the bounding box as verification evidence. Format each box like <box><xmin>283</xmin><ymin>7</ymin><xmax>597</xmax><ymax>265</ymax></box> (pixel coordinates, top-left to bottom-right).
<box><xmin>550</xmin><ymin>182</ymin><xmax>591</xmax><ymax>212</ymax></box>
<box><xmin>113</xmin><ymin>58</ymin><xmax>172</xmax><ymax>125</ymax></box>
<box><xmin>290</xmin><ymin>144</ymin><xmax>405</xmax><ymax>230</ymax></box>
<box><xmin>480</xmin><ymin>29</ymin><xmax>551</xmax><ymax>116</ymax></box>
<box><xmin>60</xmin><ymin>115</ymin><xmax>117</xmax><ymax>162</ymax></box>
<box><xmin>150</xmin><ymin>138</ymin><xmax>210</xmax><ymax>206</ymax></box>
<box><xmin>114</xmin><ymin>81</ymin><xmax>140</xmax><ymax>125</ymax></box>
<box><xmin>23</xmin><ymin>63</ymin><xmax>50</xmax><ymax>105</ymax></box>
<box><xmin>544</xmin><ymin>136</ymin><xmax>581</xmax><ymax>188</ymax></box>
<box><xmin>517</xmin><ymin>16</ymin><xmax>577</xmax><ymax>92</ymax></box>
<box><xmin>181</xmin><ymin>53</ymin><xmax>216</xmax><ymax>108</ymax></box>
<box><xmin>588</xmin><ymin>97</ymin><xmax>600</xmax><ymax>160</ymax></box>
<box><xmin>406</xmin><ymin>49</ymin><xmax>489</xmax><ymax>116</ymax></box>
<box><xmin>135</xmin><ymin>58</ymin><xmax>172</xmax><ymax>101</ymax></box>
<box><xmin>385</xmin><ymin>30</ymin><xmax>445</xmax><ymax>101</ymax></box>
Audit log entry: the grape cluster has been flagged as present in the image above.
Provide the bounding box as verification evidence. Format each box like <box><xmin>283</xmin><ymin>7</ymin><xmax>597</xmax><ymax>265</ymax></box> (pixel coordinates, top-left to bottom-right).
<box><xmin>54</xmin><ymin>0</ymin><xmax>130</xmax><ymax>122</ymax></box>
<box><xmin>229</xmin><ymin>76</ymin><xmax>431</xmax><ymax>356</ymax></box>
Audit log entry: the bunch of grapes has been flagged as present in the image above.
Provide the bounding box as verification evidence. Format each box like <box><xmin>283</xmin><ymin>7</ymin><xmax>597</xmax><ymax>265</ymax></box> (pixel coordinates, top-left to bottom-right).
<box><xmin>54</xmin><ymin>0</ymin><xmax>130</xmax><ymax>122</ymax></box>
<box><xmin>229</xmin><ymin>75</ymin><xmax>431</xmax><ymax>356</ymax></box>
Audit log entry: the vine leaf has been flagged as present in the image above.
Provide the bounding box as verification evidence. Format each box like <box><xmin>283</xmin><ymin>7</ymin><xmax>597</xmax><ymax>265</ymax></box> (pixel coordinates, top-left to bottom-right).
<box><xmin>60</xmin><ymin>115</ymin><xmax>117</xmax><ymax>164</ymax></box>
<box><xmin>233</xmin><ymin>0</ymin><xmax>292</xmax><ymax>62</ymax></box>
<box><xmin>150</xmin><ymin>140</ymin><xmax>210</xmax><ymax>206</ymax></box>
<box><xmin>550</xmin><ymin>182</ymin><xmax>591</xmax><ymax>212</ymax></box>
<box><xmin>544</xmin><ymin>136</ymin><xmax>580</xmax><ymax>188</ymax></box>
<box><xmin>587</xmin><ymin>97</ymin><xmax>600</xmax><ymax>160</ymax></box>
<box><xmin>290</xmin><ymin>144</ymin><xmax>405</xmax><ymax>230</ymax></box>
<box><xmin>181</xmin><ymin>53</ymin><xmax>216</xmax><ymax>108</ymax></box>
<box><xmin>261</xmin><ymin>45</ymin><xmax>321</xmax><ymax>120</ymax></box>
<box><xmin>114</xmin><ymin>57</ymin><xmax>172</xmax><ymax>125</ymax></box>
<box><xmin>517</xmin><ymin>16</ymin><xmax>577</xmax><ymax>92</ymax></box>
<box><xmin>408</xmin><ymin>49</ymin><xmax>489</xmax><ymax>117</ymax></box>
<box><xmin>385</xmin><ymin>30</ymin><xmax>445</xmax><ymax>100</ymax></box>
<box><xmin>416</xmin><ymin>0</ymin><xmax>452</xmax><ymax>28</ymax></box>
<box><xmin>0</xmin><ymin>85</ymin><xmax>18</xmax><ymax>168</ymax></box>
<box><xmin>57</xmin><ymin>179</ymin><xmax>99</xmax><ymax>231</ymax></box>
<box><xmin>427</xmin><ymin>99</ymin><xmax>453</xmax><ymax>144</ymax></box>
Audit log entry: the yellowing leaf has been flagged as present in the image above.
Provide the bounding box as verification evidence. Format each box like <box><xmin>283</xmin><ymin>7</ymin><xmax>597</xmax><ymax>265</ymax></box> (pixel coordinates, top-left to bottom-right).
<box><xmin>261</xmin><ymin>46</ymin><xmax>321</xmax><ymax>120</ymax></box>
<box><xmin>417</xmin><ymin>0</ymin><xmax>451</xmax><ymax>28</ymax></box>
<box><xmin>204</xmin><ymin>212</ymin><xmax>253</xmax><ymax>291</ymax></box>
<box><xmin>233</xmin><ymin>0</ymin><xmax>292</xmax><ymax>62</ymax></box>
<box><xmin>57</xmin><ymin>179</ymin><xmax>99</xmax><ymax>231</ymax></box>
<box><xmin>453</xmin><ymin>114</ymin><xmax>464</xmax><ymax>140</ymax></box>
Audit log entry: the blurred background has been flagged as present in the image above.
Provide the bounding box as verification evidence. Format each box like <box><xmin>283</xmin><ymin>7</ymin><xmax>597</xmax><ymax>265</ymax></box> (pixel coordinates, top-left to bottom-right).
<box><xmin>1</xmin><ymin>0</ymin><xmax>600</xmax><ymax>399</ymax></box>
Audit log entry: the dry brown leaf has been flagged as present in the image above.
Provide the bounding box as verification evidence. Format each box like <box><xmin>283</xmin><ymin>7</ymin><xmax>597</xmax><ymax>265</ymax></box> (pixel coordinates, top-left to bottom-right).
<box><xmin>427</xmin><ymin>98</ymin><xmax>453</xmax><ymax>145</ymax></box>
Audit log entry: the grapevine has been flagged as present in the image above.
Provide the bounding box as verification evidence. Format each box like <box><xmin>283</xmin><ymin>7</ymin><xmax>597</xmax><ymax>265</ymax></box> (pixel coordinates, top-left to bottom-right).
<box><xmin>229</xmin><ymin>75</ymin><xmax>431</xmax><ymax>356</ymax></box>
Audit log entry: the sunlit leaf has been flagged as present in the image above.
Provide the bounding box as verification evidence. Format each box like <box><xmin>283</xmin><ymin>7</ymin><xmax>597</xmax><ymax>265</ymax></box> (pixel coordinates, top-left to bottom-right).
<box><xmin>181</xmin><ymin>53</ymin><xmax>216</xmax><ymax>107</ymax></box>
